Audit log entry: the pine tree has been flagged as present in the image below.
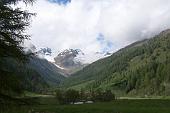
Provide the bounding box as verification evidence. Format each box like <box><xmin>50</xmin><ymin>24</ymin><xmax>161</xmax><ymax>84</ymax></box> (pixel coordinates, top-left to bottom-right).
<box><xmin>0</xmin><ymin>0</ymin><xmax>35</xmax><ymax>96</ymax></box>
<box><xmin>0</xmin><ymin>0</ymin><xmax>34</xmax><ymax>61</ymax></box>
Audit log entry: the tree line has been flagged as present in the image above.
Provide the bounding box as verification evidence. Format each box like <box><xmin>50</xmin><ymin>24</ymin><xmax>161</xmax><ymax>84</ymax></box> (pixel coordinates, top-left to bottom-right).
<box><xmin>55</xmin><ymin>89</ymin><xmax>115</xmax><ymax>104</ymax></box>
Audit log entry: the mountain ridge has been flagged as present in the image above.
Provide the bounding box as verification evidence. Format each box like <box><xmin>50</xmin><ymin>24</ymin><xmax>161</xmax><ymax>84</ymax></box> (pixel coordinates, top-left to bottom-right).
<box><xmin>62</xmin><ymin>29</ymin><xmax>170</xmax><ymax>96</ymax></box>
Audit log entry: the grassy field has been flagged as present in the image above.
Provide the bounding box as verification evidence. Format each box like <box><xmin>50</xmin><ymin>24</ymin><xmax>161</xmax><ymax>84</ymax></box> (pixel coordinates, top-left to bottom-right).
<box><xmin>1</xmin><ymin>97</ymin><xmax>170</xmax><ymax>113</ymax></box>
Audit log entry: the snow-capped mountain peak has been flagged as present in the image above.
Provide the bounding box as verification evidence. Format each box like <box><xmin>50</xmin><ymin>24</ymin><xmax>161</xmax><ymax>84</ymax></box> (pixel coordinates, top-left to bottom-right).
<box><xmin>57</xmin><ymin>49</ymin><xmax>84</xmax><ymax>57</ymax></box>
<box><xmin>24</xmin><ymin>43</ymin><xmax>112</xmax><ymax>76</ymax></box>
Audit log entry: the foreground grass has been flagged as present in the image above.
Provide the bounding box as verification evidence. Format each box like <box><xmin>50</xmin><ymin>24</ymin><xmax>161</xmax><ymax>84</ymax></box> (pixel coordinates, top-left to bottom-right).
<box><xmin>1</xmin><ymin>99</ymin><xmax>170</xmax><ymax>113</ymax></box>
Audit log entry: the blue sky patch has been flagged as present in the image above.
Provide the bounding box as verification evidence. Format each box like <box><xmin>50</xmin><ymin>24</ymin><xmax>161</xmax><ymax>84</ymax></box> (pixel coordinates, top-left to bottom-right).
<box><xmin>96</xmin><ymin>33</ymin><xmax>114</xmax><ymax>53</ymax></box>
<box><xmin>97</xmin><ymin>33</ymin><xmax>105</xmax><ymax>41</ymax></box>
<box><xmin>48</xmin><ymin>0</ymin><xmax>71</xmax><ymax>5</ymax></box>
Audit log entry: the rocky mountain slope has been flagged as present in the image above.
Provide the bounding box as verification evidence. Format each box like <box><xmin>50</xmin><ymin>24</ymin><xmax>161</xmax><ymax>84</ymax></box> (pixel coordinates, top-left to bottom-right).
<box><xmin>54</xmin><ymin>49</ymin><xmax>87</xmax><ymax>76</ymax></box>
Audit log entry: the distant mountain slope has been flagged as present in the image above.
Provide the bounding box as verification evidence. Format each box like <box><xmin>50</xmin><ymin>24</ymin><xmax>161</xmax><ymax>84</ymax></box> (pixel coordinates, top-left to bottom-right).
<box><xmin>24</xmin><ymin>45</ymin><xmax>66</xmax><ymax>85</ymax></box>
<box><xmin>0</xmin><ymin>58</ymin><xmax>48</xmax><ymax>95</ymax></box>
<box><xmin>63</xmin><ymin>29</ymin><xmax>170</xmax><ymax>96</ymax></box>
<box><xmin>0</xmin><ymin>55</ymin><xmax>66</xmax><ymax>96</ymax></box>
<box><xmin>27</xmin><ymin>56</ymin><xmax>65</xmax><ymax>86</ymax></box>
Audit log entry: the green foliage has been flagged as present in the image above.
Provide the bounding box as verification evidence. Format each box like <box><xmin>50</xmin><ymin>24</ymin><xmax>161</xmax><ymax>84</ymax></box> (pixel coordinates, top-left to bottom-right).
<box><xmin>63</xmin><ymin>29</ymin><xmax>170</xmax><ymax>96</ymax></box>
<box><xmin>55</xmin><ymin>89</ymin><xmax>65</xmax><ymax>104</ymax></box>
<box><xmin>65</xmin><ymin>89</ymin><xmax>80</xmax><ymax>104</ymax></box>
<box><xmin>0</xmin><ymin>70</ymin><xmax>23</xmax><ymax>96</ymax></box>
<box><xmin>55</xmin><ymin>89</ymin><xmax>115</xmax><ymax>104</ymax></box>
<box><xmin>92</xmin><ymin>89</ymin><xmax>115</xmax><ymax>102</ymax></box>
<box><xmin>55</xmin><ymin>89</ymin><xmax>80</xmax><ymax>104</ymax></box>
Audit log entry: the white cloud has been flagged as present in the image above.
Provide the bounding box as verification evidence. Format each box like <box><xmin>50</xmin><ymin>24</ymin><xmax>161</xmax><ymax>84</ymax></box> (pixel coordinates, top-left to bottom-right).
<box><xmin>20</xmin><ymin>0</ymin><xmax>170</xmax><ymax>62</ymax></box>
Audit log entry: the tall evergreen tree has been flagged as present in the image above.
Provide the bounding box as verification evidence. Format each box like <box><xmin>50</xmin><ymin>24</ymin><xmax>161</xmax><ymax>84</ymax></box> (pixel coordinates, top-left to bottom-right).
<box><xmin>0</xmin><ymin>0</ymin><xmax>35</xmax><ymax>96</ymax></box>
<box><xmin>0</xmin><ymin>0</ymin><xmax>34</xmax><ymax>61</ymax></box>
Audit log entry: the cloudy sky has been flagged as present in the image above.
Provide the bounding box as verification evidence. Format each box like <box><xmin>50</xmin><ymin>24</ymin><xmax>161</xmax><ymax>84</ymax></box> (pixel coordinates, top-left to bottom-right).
<box><xmin>21</xmin><ymin>0</ymin><xmax>170</xmax><ymax>62</ymax></box>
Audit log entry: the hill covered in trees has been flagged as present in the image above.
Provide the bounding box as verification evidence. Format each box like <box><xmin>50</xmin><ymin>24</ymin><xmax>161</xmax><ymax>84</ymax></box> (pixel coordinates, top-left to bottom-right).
<box><xmin>63</xmin><ymin>29</ymin><xmax>170</xmax><ymax>96</ymax></box>
<box><xmin>0</xmin><ymin>56</ymin><xmax>66</xmax><ymax>97</ymax></box>
<box><xmin>28</xmin><ymin>56</ymin><xmax>66</xmax><ymax>86</ymax></box>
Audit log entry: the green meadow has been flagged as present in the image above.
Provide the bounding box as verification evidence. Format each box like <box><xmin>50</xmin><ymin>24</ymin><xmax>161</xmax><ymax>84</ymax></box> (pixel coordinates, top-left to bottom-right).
<box><xmin>1</xmin><ymin>97</ymin><xmax>170</xmax><ymax>113</ymax></box>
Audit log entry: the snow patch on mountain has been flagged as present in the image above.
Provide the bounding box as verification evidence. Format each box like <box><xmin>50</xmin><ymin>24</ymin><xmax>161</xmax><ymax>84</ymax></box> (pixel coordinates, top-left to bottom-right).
<box><xmin>75</xmin><ymin>51</ymin><xmax>112</xmax><ymax>64</ymax></box>
<box><xmin>54</xmin><ymin>64</ymin><xmax>65</xmax><ymax>70</ymax></box>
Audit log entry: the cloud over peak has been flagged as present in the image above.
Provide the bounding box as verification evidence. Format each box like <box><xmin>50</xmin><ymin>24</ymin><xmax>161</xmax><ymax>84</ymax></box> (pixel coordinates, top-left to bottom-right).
<box><xmin>21</xmin><ymin>0</ymin><xmax>170</xmax><ymax>62</ymax></box>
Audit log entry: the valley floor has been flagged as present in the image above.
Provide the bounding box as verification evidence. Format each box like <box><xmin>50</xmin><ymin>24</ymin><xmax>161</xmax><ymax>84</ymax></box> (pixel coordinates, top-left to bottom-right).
<box><xmin>1</xmin><ymin>97</ymin><xmax>170</xmax><ymax>113</ymax></box>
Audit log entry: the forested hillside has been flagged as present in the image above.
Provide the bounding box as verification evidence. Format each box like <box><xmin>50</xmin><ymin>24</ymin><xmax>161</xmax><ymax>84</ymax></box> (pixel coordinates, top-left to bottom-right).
<box><xmin>63</xmin><ymin>29</ymin><xmax>170</xmax><ymax>96</ymax></box>
<box><xmin>28</xmin><ymin>57</ymin><xmax>65</xmax><ymax>86</ymax></box>
<box><xmin>0</xmin><ymin>59</ymin><xmax>44</xmax><ymax>96</ymax></box>
<box><xmin>0</xmin><ymin>56</ymin><xmax>66</xmax><ymax>97</ymax></box>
